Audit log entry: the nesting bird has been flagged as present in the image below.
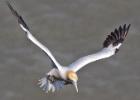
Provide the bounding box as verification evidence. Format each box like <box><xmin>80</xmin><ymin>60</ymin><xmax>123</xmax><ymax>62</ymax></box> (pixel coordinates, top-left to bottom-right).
<box><xmin>7</xmin><ymin>1</ymin><xmax>130</xmax><ymax>93</ymax></box>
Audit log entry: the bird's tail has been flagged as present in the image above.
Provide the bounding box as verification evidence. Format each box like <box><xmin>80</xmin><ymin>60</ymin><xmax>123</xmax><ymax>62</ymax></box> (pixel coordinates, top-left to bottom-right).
<box><xmin>38</xmin><ymin>75</ymin><xmax>66</xmax><ymax>93</ymax></box>
<box><xmin>38</xmin><ymin>76</ymin><xmax>56</xmax><ymax>93</ymax></box>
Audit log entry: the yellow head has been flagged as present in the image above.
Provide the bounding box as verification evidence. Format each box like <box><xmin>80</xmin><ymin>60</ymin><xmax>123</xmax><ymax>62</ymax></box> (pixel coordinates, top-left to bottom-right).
<box><xmin>66</xmin><ymin>70</ymin><xmax>79</xmax><ymax>92</ymax></box>
<box><xmin>67</xmin><ymin>70</ymin><xmax>78</xmax><ymax>81</ymax></box>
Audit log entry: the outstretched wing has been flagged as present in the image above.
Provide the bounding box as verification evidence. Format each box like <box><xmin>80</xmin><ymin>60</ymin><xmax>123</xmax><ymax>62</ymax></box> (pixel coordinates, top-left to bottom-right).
<box><xmin>69</xmin><ymin>24</ymin><xmax>131</xmax><ymax>72</ymax></box>
<box><xmin>6</xmin><ymin>1</ymin><xmax>62</xmax><ymax>70</ymax></box>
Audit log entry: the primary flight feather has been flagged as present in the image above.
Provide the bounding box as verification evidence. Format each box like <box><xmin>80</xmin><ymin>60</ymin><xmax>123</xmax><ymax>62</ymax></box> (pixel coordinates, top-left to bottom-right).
<box><xmin>69</xmin><ymin>24</ymin><xmax>130</xmax><ymax>72</ymax></box>
<box><xmin>7</xmin><ymin>1</ymin><xmax>130</xmax><ymax>93</ymax></box>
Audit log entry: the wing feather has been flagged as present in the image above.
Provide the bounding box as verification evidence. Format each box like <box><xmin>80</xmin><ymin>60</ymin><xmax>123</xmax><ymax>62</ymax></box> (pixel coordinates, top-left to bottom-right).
<box><xmin>7</xmin><ymin>1</ymin><xmax>62</xmax><ymax>70</ymax></box>
<box><xmin>69</xmin><ymin>24</ymin><xmax>130</xmax><ymax>72</ymax></box>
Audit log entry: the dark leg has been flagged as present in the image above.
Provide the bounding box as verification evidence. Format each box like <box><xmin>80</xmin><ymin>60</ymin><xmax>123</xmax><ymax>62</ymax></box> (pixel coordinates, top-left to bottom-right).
<box><xmin>47</xmin><ymin>75</ymin><xmax>55</xmax><ymax>83</ymax></box>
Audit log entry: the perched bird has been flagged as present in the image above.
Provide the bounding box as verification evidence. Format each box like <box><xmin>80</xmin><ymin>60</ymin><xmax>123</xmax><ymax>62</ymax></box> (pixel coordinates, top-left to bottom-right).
<box><xmin>7</xmin><ymin>1</ymin><xmax>130</xmax><ymax>93</ymax></box>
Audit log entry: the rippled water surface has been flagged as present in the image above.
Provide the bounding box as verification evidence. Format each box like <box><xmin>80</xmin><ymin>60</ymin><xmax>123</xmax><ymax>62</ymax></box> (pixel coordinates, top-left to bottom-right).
<box><xmin>0</xmin><ymin>0</ymin><xmax>140</xmax><ymax>100</ymax></box>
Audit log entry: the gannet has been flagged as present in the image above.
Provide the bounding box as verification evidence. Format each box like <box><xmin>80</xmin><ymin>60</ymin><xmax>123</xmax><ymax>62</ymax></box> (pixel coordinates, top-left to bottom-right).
<box><xmin>7</xmin><ymin>1</ymin><xmax>131</xmax><ymax>93</ymax></box>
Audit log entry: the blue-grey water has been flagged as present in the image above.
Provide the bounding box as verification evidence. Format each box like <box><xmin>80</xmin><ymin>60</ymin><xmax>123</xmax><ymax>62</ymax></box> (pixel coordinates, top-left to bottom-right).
<box><xmin>0</xmin><ymin>0</ymin><xmax>140</xmax><ymax>100</ymax></box>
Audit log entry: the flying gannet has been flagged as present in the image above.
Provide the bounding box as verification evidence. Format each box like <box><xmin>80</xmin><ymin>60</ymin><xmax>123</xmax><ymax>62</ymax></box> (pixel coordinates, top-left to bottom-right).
<box><xmin>7</xmin><ymin>1</ymin><xmax>130</xmax><ymax>93</ymax></box>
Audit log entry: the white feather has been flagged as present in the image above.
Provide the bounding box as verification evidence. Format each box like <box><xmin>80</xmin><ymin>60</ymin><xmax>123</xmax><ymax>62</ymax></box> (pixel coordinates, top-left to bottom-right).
<box><xmin>19</xmin><ymin>24</ymin><xmax>62</xmax><ymax>71</ymax></box>
<box><xmin>69</xmin><ymin>44</ymin><xmax>121</xmax><ymax>72</ymax></box>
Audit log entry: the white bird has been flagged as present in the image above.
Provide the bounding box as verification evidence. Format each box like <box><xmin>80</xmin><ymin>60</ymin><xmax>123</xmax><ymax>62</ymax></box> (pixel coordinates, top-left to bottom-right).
<box><xmin>7</xmin><ymin>1</ymin><xmax>130</xmax><ymax>93</ymax></box>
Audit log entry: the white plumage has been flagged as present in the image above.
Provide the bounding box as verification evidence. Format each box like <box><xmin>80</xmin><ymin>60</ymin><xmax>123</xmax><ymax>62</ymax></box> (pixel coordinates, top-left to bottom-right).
<box><xmin>7</xmin><ymin>1</ymin><xmax>130</xmax><ymax>93</ymax></box>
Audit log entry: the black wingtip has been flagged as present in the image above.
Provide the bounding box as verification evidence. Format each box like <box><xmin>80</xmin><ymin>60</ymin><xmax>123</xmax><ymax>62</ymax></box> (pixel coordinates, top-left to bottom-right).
<box><xmin>103</xmin><ymin>24</ymin><xmax>131</xmax><ymax>48</ymax></box>
<box><xmin>6</xmin><ymin>0</ymin><xmax>19</xmax><ymax>18</ymax></box>
<box><xmin>6</xmin><ymin>1</ymin><xmax>30</xmax><ymax>30</ymax></box>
